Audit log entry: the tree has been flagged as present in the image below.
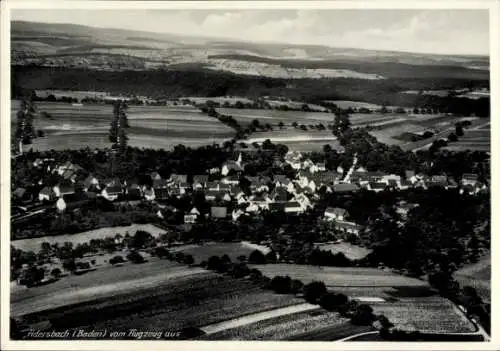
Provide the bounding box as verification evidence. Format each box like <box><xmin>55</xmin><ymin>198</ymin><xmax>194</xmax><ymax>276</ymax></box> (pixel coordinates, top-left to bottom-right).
<box><xmin>130</xmin><ymin>230</ymin><xmax>153</xmax><ymax>249</ymax></box>
<box><xmin>51</xmin><ymin>268</ymin><xmax>62</xmax><ymax>279</ymax></box>
<box><xmin>303</xmin><ymin>281</ymin><xmax>327</xmax><ymax>304</ymax></box>
<box><xmin>278</xmin><ymin>121</ymin><xmax>285</xmax><ymax>129</ymax></box>
<box><xmin>447</xmin><ymin>132</ymin><xmax>458</xmax><ymax>142</ymax></box>
<box><xmin>290</xmin><ymin>279</ymin><xmax>304</xmax><ymax>294</ymax></box>
<box><xmin>15</xmin><ymin>97</ymin><xmax>37</xmax><ymax>155</ymax></box>
<box><xmin>455</xmin><ymin>123</ymin><xmax>464</xmax><ymax>137</ymax></box>
<box><xmin>319</xmin><ymin>292</ymin><xmax>349</xmax><ymax>311</ymax></box>
<box><xmin>248</xmin><ymin>249</ymin><xmax>267</xmax><ymax>264</ymax></box>
<box><xmin>19</xmin><ymin>265</ymin><xmax>44</xmax><ymax>287</ymax></box>
<box><xmin>237</xmin><ymin>255</ymin><xmax>247</xmax><ymax>263</ymax></box>
<box><xmin>270</xmin><ymin>275</ymin><xmax>292</xmax><ymax>294</ymax></box>
<box><xmin>292</xmin><ymin>122</ymin><xmax>298</xmax><ymax>129</ymax></box>
<box><xmin>350</xmin><ymin>304</ymin><xmax>376</xmax><ymax>326</ymax></box>
<box><xmin>109</xmin><ymin>255</ymin><xmax>125</xmax><ymax>265</ymax></box>
<box><xmin>127</xmin><ymin>250</ymin><xmax>145</xmax><ymax>264</ymax></box>
<box><xmin>323</xmin><ymin>144</ymin><xmax>332</xmax><ymax>153</ymax></box>
<box><xmin>62</xmin><ymin>259</ymin><xmax>77</xmax><ymax>273</ymax></box>
<box><xmin>207</xmin><ymin>255</ymin><xmax>221</xmax><ymax>270</ymax></box>
<box><xmin>183</xmin><ymin>254</ymin><xmax>195</xmax><ymax>265</ymax></box>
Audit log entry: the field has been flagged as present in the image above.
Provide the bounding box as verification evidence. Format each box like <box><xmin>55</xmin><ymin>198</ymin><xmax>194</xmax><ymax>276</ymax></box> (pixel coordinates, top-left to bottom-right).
<box><xmin>370</xmin><ymin>297</ymin><xmax>476</xmax><ymax>333</ymax></box>
<box><xmin>444</xmin><ymin>128</ymin><xmax>491</xmax><ymax>152</ymax></box>
<box><xmin>201</xmin><ymin>308</ymin><xmax>350</xmax><ymax>340</ymax></box>
<box><xmin>454</xmin><ymin>255</ymin><xmax>491</xmax><ymax>302</ymax></box>
<box><xmin>250</xmin><ymin>264</ymin><xmax>427</xmax><ymax>291</ymax></box>
<box><xmin>170</xmin><ymin>242</ymin><xmax>260</xmax><ymax>264</ymax></box>
<box><xmin>314</xmin><ymin>242</ymin><xmax>372</xmax><ymax>261</ymax></box>
<box><xmin>14</xmin><ymin>264</ymin><xmax>303</xmax><ymax>336</ymax></box>
<box><xmin>11</xmin><ymin>101</ymin><xmax>234</xmax><ymax>151</ymax></box>
<box><xmin>216</xmin><ymin>107</ymin><xmax>335</xmax><ymax>125</ymax></box>
<box><xmin>11</xmin><ymin>224</ymin><xmax>167</xmax><ymax>253</ymax></box>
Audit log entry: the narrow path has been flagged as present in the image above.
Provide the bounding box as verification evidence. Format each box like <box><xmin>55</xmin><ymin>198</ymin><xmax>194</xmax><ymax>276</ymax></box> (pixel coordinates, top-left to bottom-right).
<box><xmin>336</xmin><ymin>330</ymin><xmax>380</xmax><ymax>342</ymax></box>
<box><xmin>200</xmin><ymin>303</ymin><xmax>319</xmax><ymax>335</ymax></box>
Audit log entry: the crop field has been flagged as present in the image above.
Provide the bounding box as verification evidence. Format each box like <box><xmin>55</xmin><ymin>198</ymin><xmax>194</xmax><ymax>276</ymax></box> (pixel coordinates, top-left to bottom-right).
<box><xmin>11</xmin><ymin>259</ymin><xmax>198</xmax><ymax>316</ymax></box>
<box><xmin>370</xmin><ymin>297</ymin><xmax>476</xmax><ymax>333</ymax></box>
<box><xmin>201</xmin><ymin>308</ymin><xmax>349</xmax><ymax>340</ymax></box>
<box><xmin>245</xmin><ymin>128</ymin><xmax>343</xmax><ymax>152</ymax></box>
<box><xmin>11</xmin><ymin>224</ymin><xmax>167</xmax><ymax>253</ymax></box>
<box><xmin>264</xmin><ymin>100</ymin><xmax>328</xmax><ymax>112</ymax></box>
<box><xmin>444</xmin><ymin>129</ymin><xmax>491</xmax><ymax>152</ymax></box>
<box><xmin>454</xmin><ymin>255</ymin><xmax>491</xmax><ymax>302</ymax></box>
<box><xmin>11</xmin><ymin>100</ymin><xmax>233</xmax><ymax>151</ymax></box>
<box><xmin>17</xmin><ymin>271</ymin><xmax>303</xmax><ymax>334</ymax></box>
<box><xmin>313</xmin><ymin>242</ymin><xmax>372</xmax><ymax>261</ymax></box>
<box><xmin>184</xmin><ymin>96</ymin><xmax>255</xmax><ymax>105</ymax></box>
<box><xmin>249</xmin><ymin>264</ymin><xmax>427</xmax><ymax>290</ymax></box>
<box><xmin>216</xmin><ymin>108</ymin><xmax>334</xmax><ymax>125</ymax></box>
<box><xmin>324</xmin><ymin>100</ymin><xmax>383</xmax><ymax>110</ymax></box>
<box><xmin>171</xmin><ymin>242</ymin><xmax>260</xmax><ymax>264</ymax></box>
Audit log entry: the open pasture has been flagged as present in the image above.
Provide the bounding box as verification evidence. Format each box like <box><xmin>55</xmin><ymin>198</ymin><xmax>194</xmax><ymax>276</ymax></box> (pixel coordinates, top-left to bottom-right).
<box><xmin>314</xmin><ymin>242</ymin><xmax>372</xmax><ymax>261</ymax></box>
<box><xmin>171</xmin><ymin>242</ymin><xmax>259</xmax><ymax>264</ymax></box>
<box><xmin>249</xmin><ymin>264</ymin><xmax>428</xmax><ymax>290</ymax></box>
<box><xmin>11</xmin><ymin>100</ymin><xmax>233</xmax><ymax>151</ymax></box>
<box><xmin>216</xmin><ymin>108</ymin><xmax>334</xmax><ymax>125</ymax></box>
<box><xmin>324</xmin><ymin>100</ymin><xmax>383</xmax><ymax>110</ymax></box>
<box><xmin>444</xmin><ymin>129</ymin><xmax>491</xmax><ymax>152</ymax></box>
<box><xmin>11</xmin><ymin>224</ymin><xmax>167</xmax><ymax>253</ymax></box>
<box><xmin>370</xmin><ymin>297</ymin><xmax>476</xmax><ymax>333</ymax></box>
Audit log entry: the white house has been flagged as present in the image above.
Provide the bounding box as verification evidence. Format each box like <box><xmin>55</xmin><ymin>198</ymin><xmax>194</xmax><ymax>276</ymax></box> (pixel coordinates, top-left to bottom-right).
<box><xmin>39</xmin><ymin>187</ymin><xmax>56</xmax><ymax>202</ymax></box>
<box><xmin>245</xmin><ymin>203</ymin><xmax>260</xmax><ymax>213</ymax></box>
<box><xmin>232</xmin><ymin>209</ymin><xmax>246</xmax><ymax>221</ymax></box>
<box><xmin>324</xmin><ymin>207</ymin><xmax>349</xmax><ymax>221</ymax></box>
<box><xmin>143</xmin><ymin>187</ymin><xmax>156</xmax><ymax>201</ymax></box>
<box><xmin>285</xmin><ymin>201</ymin><xmax>302</xmax><ymax>213</ymax></box>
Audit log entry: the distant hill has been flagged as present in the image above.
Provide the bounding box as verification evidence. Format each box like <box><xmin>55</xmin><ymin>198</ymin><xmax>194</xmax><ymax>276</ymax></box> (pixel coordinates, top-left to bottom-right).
<box><xmin>11</xmin><ymin>20</ymin><xmax>489</xmax><ymax>79</ymax></box>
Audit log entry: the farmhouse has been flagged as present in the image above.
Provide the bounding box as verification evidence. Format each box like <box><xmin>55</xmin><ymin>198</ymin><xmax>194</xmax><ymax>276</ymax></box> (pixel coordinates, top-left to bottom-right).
<box><xmin>101</xmin><ymin>185</ymin><xmax>123</xmax><ymax>201</ymax></box>
<box><xmin>169</xmin><ymin>174</ymin><xmax>188</xmax><ymax>185</ymax></box>
<box><xmin>285</xmin><ymin>201</ymin><xmax>302</xmax><ymax>214</ymax></box>
<box><xmin>211</xmin><ymin>206</ymin><xmax>228</xmax><ymax>219</ymax></box>
<box><xmin>324</xmin><ymin>207</ymin><xmax>349</xmax><ymax>221</ymax></box>
<box><xmin>333</xmin><ymin>183</ymin><xmax>360</xmax><ymax>193</ymax></box>
<box><xmin>39</xmin><ymin>186</ymin><xmax>57</xmax><ymax>202</ymax></box>
<box><xmin>334</xmin><ymin>220</ymin><xmax>363</xmax><ymax>236</ymax></box>
<box><xmin>462</xmin><ymin>173</ymin><xmax>479</xmax><ymax>186</ymax></box>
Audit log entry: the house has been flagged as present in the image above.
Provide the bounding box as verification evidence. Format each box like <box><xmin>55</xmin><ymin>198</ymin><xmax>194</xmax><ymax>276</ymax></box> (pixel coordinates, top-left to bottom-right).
<box><xmin>324</xmin><ymin>207</ymin><xmax>349</xmax><ymax>221</ymax></box>
<box><xmin>193</xmin><ymin>175</ymin><xmax>209</xmax><ymax>189</ymax></box>
<box><xmin>205</xmin><ymin>190</ymin><xmax>224</xmax><ymax>202</ymax></box>
<box><xmin>285</xmin><ymin>201</ymin><xmax>302</xmax><ymax>214</ymax></box>
<box><xmin>230</xmin><ymin>186</ymin><xmax>244</xmax><ymax>198</ymax></box>
<box><xmin>398</xmin><ymin>180</ymin><xmax>413</xmax><ymax>190</ymax></box>
<box><xmin>431</xmin><ymin>174</ymin><xmax>448</xmax><ymax>185</ymax></box>
<box><xmin>178</xmin><ymin>182</ymin><xmax>191</xmax><ymax>193</ymax></box>
<box><xmin>125</xmin><ymin>185</ymin><xmax>142</xmax><ymax>200</ymax></box>
<box><xmin>221</xmin><ymin>160</ymin><xmax>244</xmax><ymax>176</ymax></box>
<box><xmin>219</xmin><ymin>183</ymin><xmax>232</xmax><ymax>192</ymax></box>
<box><xmin>222</xmin><ymin>175</ymin><xmax>240</xmax><ymax>186</ymax></box>
<box><xmin>170</xmin><ymin>174</ymin><xmax>188</xmax><ymax>185</ymax></box>
<box><xmin>222</xmin><ymin>193</ymin><xmax>232</xmax><ymax>202</ymax></box>
<box><xmin>274</xmin><ymin>175</ymin><xmax>291</xmax><ymax>188</ymax></box>
<box><xmin>232</xmin><ymin>209</ymin><xmax>246</xmax><ymax>221</ymax></box>
<box><xmin>101</xmin><ymin>185</ymin><xmax>123</xmax><ymax>201</ymax></box>
<box><xmin>206</xmin><ymin>182</ymin><xmax>220</xmax><ymax>191</ymax></box>
<box><xmin>184</xmin><ymin>214</ymin><xmax>198</xmax><ymax>224</ymax></box>
<box><xmin>208</xmin><ymin>167</ymin><xmax>220</xmax><ymax>175</ymax></box>
<box><xmin>381</xmin><ymin>174</ymin><xmax>401</xmax><ymax>185</ymax></box>
<box><xmin>62</xmin><ymin>169</ymin><xmax>78</xmax><ymax>183</ymax></box>
<box><xmin>396</xmin><ymin>201</ymin><xmax>419</xmax><ymax>221</ymax></box>
<box><xmin>211</xmin><ymin>206</ymin><xmax>228</xmax><ymax>219</ymax></box>
<box><xmin>245</xmin><ymin>203</ymin><xmax>260</xmax><ymax>213</ymax></box>
<box><xmin>12</xmin><ymin>188</ymin><xmax>27</xmax><ymax>200</ymax></box>
<box><xmin>56</xmin><ymin>161</ymin><xmax>83</xmax><ymax>176</ymax></box>
<box><xmin>250</xmin><ymin>179</ymin><xmax>269</xmax><ymax>193</ymax></box>
<box><xmin>368</xmin><ymin>182</ymin><xmax>388</xmax><ymax>192</ymax></box>
<box><xmin>405</xmin><ymin>170</ymin><xmax>417</xmax><ymax>183</ymax></box>
<box><xmin>270</xmin><ymin>187</ymin><xmax>288</xmax><ymax>202</ymax></box>
<box><xmin>333</xmin><ymin>183</ymin><xmax>360</xmax><ymax>193</ymax></box>
<box><xmin>169</xmin><ymin>188</ymin><xmax>182</xmax><ymax>198</ymax></box>
<box><xmin>237</xmin><ymin>195</ymin><xmax>248</xmax><ymax>205</ymax></box>
<box><xmin>334</xmin><ymin>220</ymin><xmax>362</xmax><ymax>236</ymax></box>
<box><xmin>53</xmin><ymin>184</ymin><xmax>75</xmax><ymax>198</ymax></box>
<box><xmin>39</xmin><ymin>186</ymin><xmax>57</xmax><ymax>202</ymax></box>
<box><xmin>284</xmin><ymin>150</ymin><xmax>303</xmax><ymax>169</ymax></box>
<box><xmin>447</xmin><ymin>178</ymin><xmax>459</xmax><ymax>189</ymax></box>
<box><xmin>462</xmin><ymin>173</ymin><xmax>479</xmax><ymax>186</ymax></box>
<box><xmin>153</xmin><ymin>178</ymin><xmax>170</xmax><ymax>189</ymax></box>
<box><xmin>62</xmin><ymin>193</ymin><xmax>92</xmax><ymax>212</ymax></box>
<box><xmin>154</xmin><ymin>188</ymin><xmax>169</xmax><ymax>201</ymax></box>
<box><xmin>310</xmin><ymin>162</ymin><xmax>326</xmax><ymax>173</ymax></box>
<box><xmin>269</xmin><ymin>202</ymin><xmax>286</xmax><ymax>212</ymax></box>
<box><xmin>143</xmin><ymin>187</ymin><xmax>156</xmax><ymax>201</ymax></box>
<box><xmin>83</xmin><ymin>174</ymin><xmax>100</xmax><ymax>192</ymax></box>
<box><xmin>150</xmin><ymin>172</ymin><xmax>162</xmax><ymax>181</ymax></box>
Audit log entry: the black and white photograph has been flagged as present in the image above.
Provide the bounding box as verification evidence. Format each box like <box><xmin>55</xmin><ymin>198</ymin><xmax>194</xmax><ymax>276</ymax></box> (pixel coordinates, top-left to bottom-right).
<box><xmin>1</xmin><ymin>0</ymin><xmax>496</xmax><ymax>348</ymax></box>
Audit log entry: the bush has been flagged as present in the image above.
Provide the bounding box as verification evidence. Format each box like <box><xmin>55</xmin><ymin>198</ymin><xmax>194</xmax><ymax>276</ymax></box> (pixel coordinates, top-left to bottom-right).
<box><xmin>207</xmin><ymin>255</ymin><xmax>221</xmax><ymax>270</ymax></box>
<box><xmin>127</xmin><ymin>251</ymin><xmax>145</xmax><ymax>264</ymax></box>
<box><xmin>230</xmin><ymin>263</ymin><xmax>250</xmax><ymax>278</ymax></box>
<box><xmin>62</xmin><ymin>259</ymin><xmax>77</xmax><ymax>272</ymax></box>
<box><xmin>154</xmin><ymin>246</ymin><xmax>170</xmax><ymax>258</ymax></box>
<box><xmin>290</xmin><ymin>279</ymin><xmax>304</xmax><ymax>294</ymax></box>
<box><xmin>248</xmin><ymin>250</ymin><xmax>267</xmax><ymax>264</ymax></box>
<box><xmin>109</xmin><ymin>255</ymin><xmax>125</xmax><ymax>265</ymax></box>
<box><xmin>270</xmin><ymin>275</ymin><xmax>292</xmax><ymax>294</ymax></box>
<box><xmin>303</xmin><ymin>281</ymin><xmax>327</xmax><ymax>304</ymax></box>
<box><xmin>350</xmin><ymin>304</ymin><xmax>376</xmax><ymax>326</ymax></box>
<box><xmin>249</xmin><ymin>268</ymin><xmax>263</xmax><ymax>280</ymax></box>
<box><xmin>174</xmin><ymin>251</ymin><xmax>186</xmax><ymax>263</ymax></box>
<box><xmin>183</xmin><ymin>254</ymin><xmax>195</xmax><ymax>265</ymax></box>
<box><xmin>50</xmin><ymin>268</ymin><xmax>62</xmax><ymax>278</ymax></box>
<box><xmin>319</xmin><ymin>292</ymin><xmax>349</xmax><ymax>311</ymax></box>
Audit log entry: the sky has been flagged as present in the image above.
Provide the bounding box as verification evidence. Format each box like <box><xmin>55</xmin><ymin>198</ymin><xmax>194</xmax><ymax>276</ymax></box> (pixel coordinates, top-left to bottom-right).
<box><xmin>11</xmin><ymin>9</ymin><xmax>490</xmax><ymax>55</ymax></box>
